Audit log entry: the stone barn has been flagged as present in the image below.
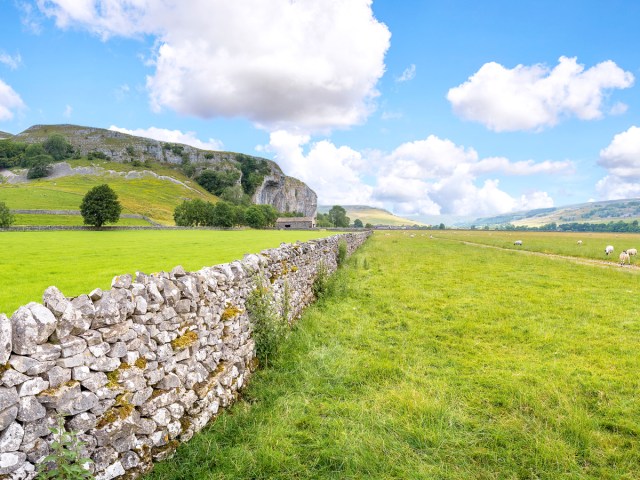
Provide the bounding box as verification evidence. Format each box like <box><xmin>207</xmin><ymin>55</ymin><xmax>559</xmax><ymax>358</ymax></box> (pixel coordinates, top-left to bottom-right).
<box><xmin>276</xmin><ymin>216</ymin><xmax>316</xmax><ymax>229</ymax></box>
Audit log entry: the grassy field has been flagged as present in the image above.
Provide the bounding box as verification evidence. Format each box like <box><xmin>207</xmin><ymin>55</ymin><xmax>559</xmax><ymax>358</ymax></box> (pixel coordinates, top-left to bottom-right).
<box><xmin>12</xmin><ymin>214</ymin><xmax>151</xmax><ymax>226</ymax></box>
<box><xmin>0</xmin><ymin>167</ymin><xmax>215</xmax><ymax>225</ymax></box>
<box><xmin>0</xmin><ymin>230</ymin><xmax>333</xmax><ymax>316</ymax></box>
<box><xmin>146</xmin><ymin>231</ymin><xmax>640</xmax><ymax>479</ymax></box>
<box><xmin>433</xmin><ymin>230</ymin><xmax>640</xmax><ymax>262</ymax></box>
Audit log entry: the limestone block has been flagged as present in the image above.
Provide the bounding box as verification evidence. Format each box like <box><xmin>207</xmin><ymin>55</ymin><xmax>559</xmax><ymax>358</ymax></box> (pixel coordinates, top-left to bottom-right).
<box><xmin>31</xmin><ymin>343</ymin><xmax>61</xmax><ymax>362</ymax></box>
<box><xmin>81</xmin><ymin>372</ymin><xmax>108</xmax><ymax>392</ymax></box>
<box><xmin>37</xmin><ymin>380</ymin><xmax>81</xmax><ymax>412</ymax></box>
<box><xmin>16</xmin><ymin>396</ymin><xmax>46</xmax><ymax>422</ymax></box>
<box><xmin>11</xmin><ymin>304</ymin><xmax>57</xmax><ymax>355</ymax></box>
<box><xmin>56</xmin><ymin>350</ymin><xmax>91</xmax><ymax>369</ymax></box>
<box><xmin>134</xmin><ymin>296</ymin><xmax>148</xmax><ymax>315</ymax></box>
<box><xmin>0</xmin><ymin>451</ymin><xmax>26</xmax><ymax>474</ymax></box>
<box><xmin>0</xmin><ymin>406</ymin><xmax>18</xmax><ymax>432</ymax></box>
<box><xmin>67</xmin><ymin>412</ymin><xmax>97</xmax><ymax>433</ymax></box>
<box><xmin>0</xmin><ymin>315</ymin><xmax>11</xmax><ymax>364</ymax></box>
<box><xmin>0</xmin><ymin>388</ymin><xmax>18</xmax><ymax>412</ymax></box>
<box><xmin>88</xmin><ymin>356</ymin><xmax>120</xmax><ymax>373</ymax></box>
<box><xmin>81</xmin><ymin>329</ymin><xmax>103</xmax><ymax>346</ymax></box>
<box><xmin>135</xmin><ymin>417</ymin><xmax>156</xmax><ymax>436</ymax></box>
<box><xmin>1</xmin><ymin>369</ymin><xmax>29</xmax><ymax>388</ymax></box>
<box><xmin>60</xmin><ymin>335</ymin><xmax>88</xmax><ymax>358</ymax></box>
<box><xmin>22</xmin><ymin>438</ymin><xmax>49</xmax><ymax>464</ymax></box>
<box><xmin>0</xmin><ymin>422</ymin><xmax>23</xmax><ymax>452</ymax></box>
<box><xmin>89</xmin><ymin>342</ymin><xmax>111</xmax><ymax>358</ymax></box>
<box><xmin>99</xmin><ymin>320</ymin><xmax>133</xmax><ymax>344</ymax></box>
<box><xmin>17</xmin><ymin>378</ymin><xmax>48</xmax><ymax>397</ymax></box>
<box><xmin>131</xmin><ymin>387</ymin><xmax>153</xmax><ymax>407</ymax></box>
<box><xmin>72</xmin><ymin>391</ymin><xmax>99</xmax><ymax>414</ymax></box>
<box><xmin>20</xmin><ymin>418</ymin><xmax>50</xmax><ymax>444</ymax></box>
<box><xmin>71</xmin><ymin>365</ymin><xmax>90</xmax><ymax>382</ymax></box>
<box><xmin>106</xmin><ymin>342</ymin><xmax>127</xmax><ymax>358</ymax></box>
<box><xmin>111</xmin><ymin>274</ymin><xmax>132</xmax><ymax>289</ymax></box>
<box><xmin>91</xmin><ymin>446</ymin><xmax>118</xmax><ymax>472</ymax></box>
<box><xmin>120</xmin><ymin>450</ymin><xmax>140</xmax><ymax>470</ymax></box>
<box><xmin>70</xmin><ymin>294</ymin><xmax>95</xmax><ymax>334</ymax></box>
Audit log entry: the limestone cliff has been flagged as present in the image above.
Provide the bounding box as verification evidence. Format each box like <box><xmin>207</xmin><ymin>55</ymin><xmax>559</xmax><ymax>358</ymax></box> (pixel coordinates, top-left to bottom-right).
<box><xmin>253</xmin><ymin>170</ymin><xmax>317</xmax><ymax>217</ymax></box>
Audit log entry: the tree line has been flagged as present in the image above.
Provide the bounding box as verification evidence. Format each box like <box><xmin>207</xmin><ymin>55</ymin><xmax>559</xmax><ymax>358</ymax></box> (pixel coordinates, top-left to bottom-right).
<box><xmin>495</xmin><ymin>220</ymin><xmax>640</xmax><ymax>233</ymax></box>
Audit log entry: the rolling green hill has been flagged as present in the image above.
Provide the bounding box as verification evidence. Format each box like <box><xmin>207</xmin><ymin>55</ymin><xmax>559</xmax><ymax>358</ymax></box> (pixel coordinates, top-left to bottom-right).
<box><xmin>0</xmin><ymin>131</ymin><xmax>12</xmax><ymax>140</ymax></box>
<box><xmin>0</xmin><ymin>159</ymin><xmax>217</xmax><ymax>225</ymax></box>
<box><xmin>470</xmin><ymin>198</ymin><xmax>640</xmax><ymax>227</ymax></box>
<box><xmin>317</xmin><ymin>205</ymin><xmax>423</xmax><ymax>226</ymax></box>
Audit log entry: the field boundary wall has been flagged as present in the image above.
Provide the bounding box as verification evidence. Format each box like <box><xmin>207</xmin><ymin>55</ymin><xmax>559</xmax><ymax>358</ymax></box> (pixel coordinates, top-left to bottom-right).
<box><xmin>0</xmin><ymin>231</ymin><xmax>370</xmax><ymax>479</ymax></box>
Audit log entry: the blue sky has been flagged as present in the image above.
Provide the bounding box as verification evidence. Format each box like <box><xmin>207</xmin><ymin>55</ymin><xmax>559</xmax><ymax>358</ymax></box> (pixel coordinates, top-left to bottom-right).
<box><xmin>1</xmin><ymin>1</ymin><xmax>640</xmax><ymax>220</ymax></box>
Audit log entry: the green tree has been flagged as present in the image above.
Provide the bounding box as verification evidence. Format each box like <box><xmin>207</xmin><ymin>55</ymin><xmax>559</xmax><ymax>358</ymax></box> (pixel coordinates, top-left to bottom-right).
<box><xmin>197</xmin><ymin>168</ymin><xmax>241</xmax><ymax>196</ymax></box>
<box><xmin>258</xmin><ymin>204</ymin><xmax>278</xmax><ymax>227</ymax></box>
<box><xmin>245</xmin><ymin>205</ymin><xmax>267</xmax><ymax>228</ymax></box>
<box><xmin>219</xmin><ymin>184</ymin><xmax>249</xmax><ymax>205</ymax></box>
<box><xmin>328</xmin><ymin>205</ymin><xmax>350</xmax><ymax>228</ymax></box>
<box><xmin>213</xmin><ymin>201</ymin><xmax>235</xmax><ymax>228</ymax></box>
<box><xmin>173</xmin><ymin>199</ymin><xmax>215</xmax><ymax>226</ymax></box>
<box><xmin>353</xmin><ymin>218</ymin><xmax>363</xmax><ymax>228</ymax></box>
<box><xmin>438</xmin><ymin>223</ymin><xmax>445</xmax><ymax>230</ymax></box>
<box><xmin>43</xmin><ymin>134</ymin><xmax>74</xmax><ymax>161</ymax></box>
<box><xmin>316</xmin><ymin>213</ymin><xmax>333</xmax><ymax>227</ymax></box>
<box><xmin>0</xmin><ymin>201</ymin><xmax>14</xmax><ymax>227</ymax></box>
<box><xmin>80</xmin><ymin>184</ymin><xmax>122</xmax><ymax>228</ymax></box>
<box><xmin>365</xmin><ymin>222</ymin><xmax>374</xmax><ymax>229</ymax></box>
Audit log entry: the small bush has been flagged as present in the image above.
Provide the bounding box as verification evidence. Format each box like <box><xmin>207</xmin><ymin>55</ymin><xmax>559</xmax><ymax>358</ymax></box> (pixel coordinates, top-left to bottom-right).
<box><xmin>337</xmin><ymin>240</ymin><xmax>347</xmax><ymax>266</ymax></box>
<box><xmin>37</xmin><ymin>415</ymin><xmax>93</xmax><ymax>479</ymax></box>
<box><xmin>312</xmin><ymin>261</ymin><xmax>329</xmax><ymax>299</ymax></box>
<box><xmin>246</xmin><ymin>276</ymin><xmax>288</xmax><ymax>366</ymax></box>
<box><xmin>0</xmin><ymin>201</ymin><xmax>14</xmax><ymax>227</ymax></box>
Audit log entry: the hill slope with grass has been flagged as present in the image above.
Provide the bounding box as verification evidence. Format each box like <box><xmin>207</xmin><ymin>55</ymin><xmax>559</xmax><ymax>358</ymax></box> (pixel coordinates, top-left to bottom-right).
<box><xmin>318</xmin><ymin>205</ymin><xmax>423</xmax><ymax>226</ymax></box>
<box><xmin>9</xmin><ymin>124</ymin><xmax>316</xmax><ymax>216</ymax></box>
<box><xmin>469</xmin><ymin>198</ymin><xmax>640</xmax><ymax>227</ymax></box>
<box><xmin>0</xmin><ymin>159</ymin><xmax>217</xmax><ymax>225</ymax></box>
<box><xmin>0</xmin><ymin>124</ymin><xmax>318</xmax><ymax>223</ymax></box>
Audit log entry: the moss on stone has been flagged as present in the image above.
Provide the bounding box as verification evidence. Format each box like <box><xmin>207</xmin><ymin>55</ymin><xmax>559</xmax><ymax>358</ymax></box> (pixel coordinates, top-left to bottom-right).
<box><xmin>221</xmin><ymin>305</ymin><xmax>243</xmax><ymax>321</ymax></box>
<box><xmin>134</xmin><ymin>357</ymin><xmax>147</xmax><ymax>369</ymax></box>
<box><xmin>96</xmin><ymin>400</ymin><xmax>135</xmax><ymax>429</ymax></box>
<box><xmin>171</xmin><ymin>330</ymin><xmax>198</xmax><ymax>350</ymax></box>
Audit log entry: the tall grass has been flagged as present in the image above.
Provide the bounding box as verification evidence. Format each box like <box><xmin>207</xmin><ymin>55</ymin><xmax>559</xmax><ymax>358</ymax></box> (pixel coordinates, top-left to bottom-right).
<box><xmin>146</xmin><ymin>231</ymin><xmax>640</xmax><ymax>479</ymax></box>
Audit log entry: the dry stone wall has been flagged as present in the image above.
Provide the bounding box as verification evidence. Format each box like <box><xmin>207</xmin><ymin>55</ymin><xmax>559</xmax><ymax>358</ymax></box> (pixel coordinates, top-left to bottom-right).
<box><xmin>0</xmin><ymin>232</ymin><xmax>370</xmax><ymax>479</ymax></box>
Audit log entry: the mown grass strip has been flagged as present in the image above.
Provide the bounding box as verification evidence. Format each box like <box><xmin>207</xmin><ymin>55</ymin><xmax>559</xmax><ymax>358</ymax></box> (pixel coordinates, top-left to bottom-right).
<box><xmin>0</xmin><ymin>230</ymin><xmax>334</xmax><ymax>315</ymax></box>
<box><xmin>146</xmin><ymin>231</ymin><xmax>640</xmax><ymax>479</ymax></box>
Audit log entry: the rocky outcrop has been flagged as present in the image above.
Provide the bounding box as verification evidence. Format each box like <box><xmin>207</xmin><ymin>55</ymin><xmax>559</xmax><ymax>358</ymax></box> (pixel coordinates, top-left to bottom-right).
<box><xmin>13</xmin><ymin>125</ymin><xmax>318</xmax><ymax>217</ymax></box>
<box><xmin>253</xmin><ymin>173</ymin><xmax>317</xmax><ymax>217</ymax></box>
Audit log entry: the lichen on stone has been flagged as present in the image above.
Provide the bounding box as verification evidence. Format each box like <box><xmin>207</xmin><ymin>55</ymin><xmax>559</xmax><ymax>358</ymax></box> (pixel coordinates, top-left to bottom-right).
<box><xmin>221</xmin><ymin>305</ymin><xmax>243</xmax><ymax>321</ymax></box>
<box><xmin>171</xmin><ymin>330</ymin><xmax>198</xmax><ymax>350</ymax></box>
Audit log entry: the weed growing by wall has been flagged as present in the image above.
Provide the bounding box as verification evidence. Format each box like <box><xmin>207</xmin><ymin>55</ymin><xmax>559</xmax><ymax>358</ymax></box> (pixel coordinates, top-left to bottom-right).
<box><xmin>312</xmin><ymin>260</ymin><xmax>329</xmax><ymax>299</ymax></box>
<box><xmin>337</xmin><ymin>240</ymin><xmax>348</xmax><ymax>266</ymax></box>
<box><xmin>37</xmin><ymin>416</ymin><xmax>93</xmax><ymax>480</ymax></box>
<box><xmin>246</xmin><ymin>275</ymin><xmax>288</xmax><ymax>366</ymax></box>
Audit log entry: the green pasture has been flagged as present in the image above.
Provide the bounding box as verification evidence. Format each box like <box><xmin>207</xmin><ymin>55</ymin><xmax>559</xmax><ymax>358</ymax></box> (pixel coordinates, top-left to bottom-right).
<box><xmin>0</xmin><ymin>230</ymin><xmax>333</xmax><ymax>316</ymax></box>
<box><xmin>12</xmin><ymin>214</ymin><xmax>151</xmax><ymax>226</ymax></box>
<box><xmin>434</xmin><ymin>229</ymin><xmax>640</xmax><ymax>261</ymax></box>
<box><xmin>0</xmin><ymin>171</ymin><xmax>215</xmax><ymax>224</ymax></box>
<box><xmin>147</xmin><ymin>231</ymin><xmax>640</xmax><ymax>479</ymax></box>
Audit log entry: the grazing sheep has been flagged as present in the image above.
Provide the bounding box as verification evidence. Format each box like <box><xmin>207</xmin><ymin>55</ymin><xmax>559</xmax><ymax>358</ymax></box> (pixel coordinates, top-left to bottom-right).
<box><xmin>577</xmin><ymin>240</ymin><xmax>583</xmax><ymax>245</ymax></box>
<box><xmin>627</xmin><ymin>248</ymin><xmax>637</xmax><ymax>256</ymax></box>
<box><xmin>620</xmin><ymin>251</ymin><xmax>630</xmax><ymax>265</ymax></box>
<box><xmin>514</xmin><ymin>240</ymin><xmax>523</xmax><ymax>246</ymax></box>
<box><xmin>605</xmin><ymin>245</ymin><xmax>614</xmax><ymax>255</ymax></box>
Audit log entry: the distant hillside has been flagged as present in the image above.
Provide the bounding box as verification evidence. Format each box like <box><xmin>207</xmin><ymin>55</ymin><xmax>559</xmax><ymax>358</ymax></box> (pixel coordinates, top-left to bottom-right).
<box><xmin>0</xmin><ymin>131</ymin><xmax>12</xmax><ymax>140</ymax></box>
<box><xmin>2</xmin><ymin>123</ymin><xmax>317</xmax><ymax>217</ymax></box>
<box><xmin>318</xmin><ymin>205</ymin><xmax>424</xmax><ymax>226</ymax></box>
<box><xmin>470</xmin><ymin>199</ymin><xmax>640</xmax><ymax>227</ymax></box>
<box><xmin>0</xmin><ymin>160</ymin><xmax>217</xmax><ymax>225</ymax></box>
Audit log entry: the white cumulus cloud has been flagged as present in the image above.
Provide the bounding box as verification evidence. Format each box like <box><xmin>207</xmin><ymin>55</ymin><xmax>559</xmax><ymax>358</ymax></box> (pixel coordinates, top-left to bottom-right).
<box><xmin>0</xmin><ymin>79</ymin><xmax>25</xmax><ymax>121</ymax></box>
<box><xmin>38</xmin><ymin>0</ymin><xmax>391</xmax><ymax>132</ymax></box>
<box><xmin>261</xmin><ymin>132</ymin><xmax>566</xmax><ymax>217</ymax></box>
<box><xmin>447</xmin><ymin>56</ymin><xmax>634</xmax><ymax>132</ymax></box>
<box><xmin>108</xmin><ymin>126</ymin><xmax>224</xmax><ymax>151</ymax></box>
<box><xmin>596</xmin><ymin>126</ymin><xmax>640</xmax><ymax>200</ymax></box>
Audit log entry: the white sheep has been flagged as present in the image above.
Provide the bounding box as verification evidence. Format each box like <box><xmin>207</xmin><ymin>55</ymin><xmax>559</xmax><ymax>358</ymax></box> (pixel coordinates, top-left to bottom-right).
<box><xmin>627</xmin><ymin>248</ymin><xmax>637</xmax><ymax>256</ymax></box>
<box><xmin>605</xmin><ymin>245</ymin><xmax>614</xmax><ymax>255</ymax></box>
<box><xmin>514</xmin><ymin>240</ymin><xmax>523</xmax><ymax>246</ymax></box>
<box><xmin>620</xmin><ymin>251</ymin><xmax>630</xmax><ymax>265</ymax></box>
<box><xmin>577</xmin><ymin>240</ymin><xmax>583</xmax><ymax>245</ymax></box>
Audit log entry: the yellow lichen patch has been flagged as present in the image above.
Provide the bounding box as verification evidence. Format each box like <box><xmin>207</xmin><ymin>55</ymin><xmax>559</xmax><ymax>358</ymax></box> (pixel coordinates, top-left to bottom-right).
<box><xmin>134</xmin><ymin>357</ymin><xmax>147</xmax><ymax>369</ymax></box>
<box><xmin>39</xmin><ymin>380</ymin><xmax>79</xmax><ymax>397</ymax></box>
<box><xmin>96</xmin><ymin>401</ymin><xmax>135</xmax><ymax>429</ymax></box>
<box><xmin>291</xmin><ymin>266</ymin><xmax>299</xmax><ymax>272</ymax></box>
<box><xmin>0</xmin><ymin>362</ymin><xmax>11</xmax><ymax>376</ymax></box>
<box><xmin>221</xmin><ymin>305</ymin><xmax>243</xmax><ymax>321</ymax></box>
<box><xmin>171</xmin><ymin>330</ymin><xmax>198</xmax><ymax>350</ymax></box>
